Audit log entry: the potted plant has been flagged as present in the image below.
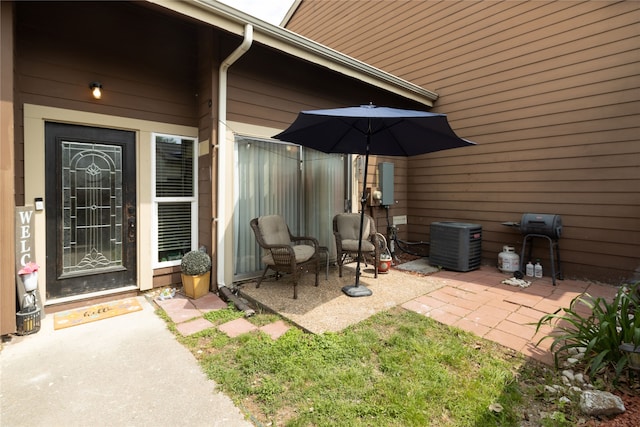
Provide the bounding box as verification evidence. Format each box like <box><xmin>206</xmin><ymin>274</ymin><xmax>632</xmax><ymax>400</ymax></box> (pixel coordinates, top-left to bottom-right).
<box><xmin>180</xmin><ymin>249</ymin><xmax>211</xmax><ymax>299</ymax></box>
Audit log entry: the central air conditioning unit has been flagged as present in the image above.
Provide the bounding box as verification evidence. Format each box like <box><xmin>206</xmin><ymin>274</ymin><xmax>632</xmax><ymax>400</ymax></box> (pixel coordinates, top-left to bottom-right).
<box><xmin>429</xmin><ymin>222</ymin><xmax>482</xmax><ymax>272</ymax></box>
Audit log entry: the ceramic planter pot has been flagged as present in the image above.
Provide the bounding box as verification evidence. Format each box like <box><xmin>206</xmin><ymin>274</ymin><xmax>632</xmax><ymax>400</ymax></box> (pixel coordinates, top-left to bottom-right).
<box><xmin>181</xmin><ymin>271</ymin><xmax>210</xmax><ymax>299</ymax></box>
<box><xmin>21</xmin><ymin>272</ymin><xmax>38</xmax><ymax>292</ymax></box>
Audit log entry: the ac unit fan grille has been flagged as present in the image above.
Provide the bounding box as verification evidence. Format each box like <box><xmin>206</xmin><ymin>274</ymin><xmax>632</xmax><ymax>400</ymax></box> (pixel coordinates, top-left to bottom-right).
<box><xmin>429</xmin><ymin>222</ymin><xmax>482</xmax><ymax>272</ymax></box>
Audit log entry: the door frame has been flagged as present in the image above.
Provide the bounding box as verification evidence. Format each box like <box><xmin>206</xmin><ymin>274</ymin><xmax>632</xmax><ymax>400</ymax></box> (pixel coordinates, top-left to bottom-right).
<box><xmin>44</xmin><ymin>122</ymin><xmax>137</xmax><ymax>299</ymax></box>
<box><xmin>23</xmin><ymin>104</ymin><xmax>198</xmax><ymax>305</ymax></box>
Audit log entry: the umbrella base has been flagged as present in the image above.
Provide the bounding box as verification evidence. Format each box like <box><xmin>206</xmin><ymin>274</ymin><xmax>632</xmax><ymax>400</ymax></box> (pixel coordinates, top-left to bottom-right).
<box><xmin>342</xmin><ymin>284</ymin><xmax>373</xmax><ymax>297</ymax></box>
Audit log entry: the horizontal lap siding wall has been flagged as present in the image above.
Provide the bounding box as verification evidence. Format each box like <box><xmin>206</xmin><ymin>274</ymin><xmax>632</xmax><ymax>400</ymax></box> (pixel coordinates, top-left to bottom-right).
<box><xmin>366</xmin><ymin>156</ymin><xmax>409</xmax><ymax>243</ymax></box>
<box><xmin>14</xmin><ymin>3</ymin><xmax>199</xmax><ymax>129</ymax></box>
<box><xmin>15</xmin><ymin>2</ymin><xmax>200</xmax><ymax>199</ymax></box>
<box><xmin>226</xmin><ymin>45</ymin><xmax>424</xmax><ymax>128</ymax></box>
<box><xmin>287</xmin><ymin>1</ymin><xmax>640</xmax><ymax>283</ymax></box>
<box><xmin>225</xmin><ymin>46</ymin><xmax>419</xmax><ymax>241</ymax></box>
<box><xmin>1</xmin><ymin>2</ymin><xmax>16</xmax><ymax>334</ymax></box>
<box><xmin>14</xmin><ymin>2</ymin><xmax>201</xmax><ymax>288</ymax></box>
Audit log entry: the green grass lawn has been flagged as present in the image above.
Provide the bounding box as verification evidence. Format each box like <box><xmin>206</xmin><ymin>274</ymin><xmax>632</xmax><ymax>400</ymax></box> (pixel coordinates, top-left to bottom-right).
<box><xmin>167</xmin><ymin>306</ymin><xmax>574</xmax><ymax>427</ymax></box>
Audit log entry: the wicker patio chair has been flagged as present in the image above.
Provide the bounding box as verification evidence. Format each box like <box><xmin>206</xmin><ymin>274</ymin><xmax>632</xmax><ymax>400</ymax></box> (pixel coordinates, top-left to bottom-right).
<box><xmin>250</xmin><ymin>215</ymin><xmax>320</xmax><ymax>299</ymax></box>
<box><xmin>333</xmin><ymin>213</ymin><xmax>380</xmax><ymax>279</ymax></box>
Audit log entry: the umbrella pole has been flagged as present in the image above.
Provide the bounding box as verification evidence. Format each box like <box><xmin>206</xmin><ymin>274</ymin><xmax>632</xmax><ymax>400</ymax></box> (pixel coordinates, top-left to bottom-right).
<box><xmin>342</xmin><ymin>134</ymin><xmax>373</xmax><ymax>297</ymax></box>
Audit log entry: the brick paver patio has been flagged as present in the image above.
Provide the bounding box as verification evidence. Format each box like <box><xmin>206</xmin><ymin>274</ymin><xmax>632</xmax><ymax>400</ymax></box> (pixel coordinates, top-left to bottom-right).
<box><xmin>154</xmin><ymin>265</ymin><xmax>619</xmax><ymax>366</ymax></box>
<box><xmin>402</xmin><ymin>266</ymin><xmax>618</xmax><ymax>365</ymax></box>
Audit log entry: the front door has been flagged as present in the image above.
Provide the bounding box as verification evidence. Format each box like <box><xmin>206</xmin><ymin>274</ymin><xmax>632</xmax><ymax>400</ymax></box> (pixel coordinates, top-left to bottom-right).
<box><xmin>45</xmin><ymin>122</ymin><xmax>137</xmax><ymax>299</ymax></box>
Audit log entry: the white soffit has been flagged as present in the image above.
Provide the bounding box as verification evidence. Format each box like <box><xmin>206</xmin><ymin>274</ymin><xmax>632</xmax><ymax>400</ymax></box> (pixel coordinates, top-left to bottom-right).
<box><xmin>147</xmin><ymin>0</ymin><xmax>438</xmax><ymax>107</ymax></box>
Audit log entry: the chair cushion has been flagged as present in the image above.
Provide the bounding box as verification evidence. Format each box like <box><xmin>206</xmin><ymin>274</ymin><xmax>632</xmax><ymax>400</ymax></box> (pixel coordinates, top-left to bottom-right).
<box><xmin>336</xmin><ymin>214</ymin><xmax>370</xmax><ymax>240</ymax></box>
<box><xmin>258</xmin><ymin>215</ymin><xmax>291</xmax><ymax>246</ymax></box>
<box><xmin>341</xmin><ymin>239</ymin><xmax>375</xmax><ymax>252</ymax></box>
<box><xmin>262</xmin><ymin>244</ymin><xmax>316</xmax><ymax>266</ymax></box>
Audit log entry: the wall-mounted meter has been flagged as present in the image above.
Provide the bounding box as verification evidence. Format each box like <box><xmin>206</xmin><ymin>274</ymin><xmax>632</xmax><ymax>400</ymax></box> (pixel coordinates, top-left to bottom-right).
<box><xmin>367</xmin><ymin>187</ymin><xmax>382</xmax><ymax>206</ymax></box>
<box><xmin>379</xmin><ymin>162</ymin><xmax>394</xmax><ymax>206</ymax></box>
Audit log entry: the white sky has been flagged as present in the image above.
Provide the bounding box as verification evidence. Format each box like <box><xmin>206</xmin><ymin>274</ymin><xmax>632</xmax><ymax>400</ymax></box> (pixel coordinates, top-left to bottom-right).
<box><xmin>217</xmin><ymin>0</ymin><xmax>295</xmax><ymax>25</ymax></box>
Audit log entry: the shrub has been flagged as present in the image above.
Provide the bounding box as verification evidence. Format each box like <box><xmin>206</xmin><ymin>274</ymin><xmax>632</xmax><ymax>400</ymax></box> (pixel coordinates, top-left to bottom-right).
<box><xmin>181</xmin><ymin>249</ymin><xmax>212</xmax><ymax>276</ymax></box>
<box><xmin>535</xmin><ymin>281</ymin><xmax>640</xmax><ymax>381</ymax></box>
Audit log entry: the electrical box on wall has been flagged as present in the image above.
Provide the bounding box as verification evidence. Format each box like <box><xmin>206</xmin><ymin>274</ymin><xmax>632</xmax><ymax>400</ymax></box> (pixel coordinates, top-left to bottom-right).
<box><xmin>379</xmin><ymin>162</ymin><xmax>394</xmax><ymax>206</ymax></box>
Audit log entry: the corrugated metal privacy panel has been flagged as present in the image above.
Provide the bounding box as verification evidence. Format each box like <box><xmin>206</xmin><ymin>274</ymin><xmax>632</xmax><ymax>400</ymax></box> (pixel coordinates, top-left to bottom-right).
<box><xmin>429</xmin><ymin>222</ymin><xmax>482</xmax><ymax>272</ymax></box>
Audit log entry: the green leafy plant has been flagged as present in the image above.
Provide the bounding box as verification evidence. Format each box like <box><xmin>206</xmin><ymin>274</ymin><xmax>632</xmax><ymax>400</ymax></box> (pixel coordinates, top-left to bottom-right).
<box><xmin>203</xmin><ymin>304</ymin><xmax>243</xmax><ymax>324</ymax></box>
<box><xmin>180</xmin><ymin>249</ymin><xmax>212</xmax><ymax>276</ymax></box>
<box><xmin>535</xmin><ymin>282</ymin><xmax>640</xmax><ymax>379</ymax></box>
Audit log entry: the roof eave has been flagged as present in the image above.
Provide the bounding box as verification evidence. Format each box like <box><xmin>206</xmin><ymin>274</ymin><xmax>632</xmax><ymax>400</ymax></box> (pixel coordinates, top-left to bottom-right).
<box><xmin>146</xmin><ymin>0</ymin><xmax>438</xmax><ymax>107</ymax></box>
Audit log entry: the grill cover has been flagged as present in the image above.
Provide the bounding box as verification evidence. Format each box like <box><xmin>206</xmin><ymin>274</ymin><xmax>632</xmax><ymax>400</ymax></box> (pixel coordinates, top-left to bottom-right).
<box><xmin>520</xmin><ymin>213</ymin><xmax>562</xmax><ymax>239</ymax></box>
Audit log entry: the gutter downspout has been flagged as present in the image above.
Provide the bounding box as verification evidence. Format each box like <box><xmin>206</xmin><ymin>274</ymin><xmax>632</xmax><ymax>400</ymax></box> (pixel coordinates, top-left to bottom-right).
<box><xmin>217</xmin><ymin>23</ymin><xmax>253</xmax><ymax>288</ymax></box>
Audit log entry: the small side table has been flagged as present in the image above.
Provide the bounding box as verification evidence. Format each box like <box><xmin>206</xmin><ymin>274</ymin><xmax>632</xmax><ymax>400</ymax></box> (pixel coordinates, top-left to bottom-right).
<box><xmin>318</xmin><ymin>246</ymin><xmax>329</xmax><ymax>279</ymax></box>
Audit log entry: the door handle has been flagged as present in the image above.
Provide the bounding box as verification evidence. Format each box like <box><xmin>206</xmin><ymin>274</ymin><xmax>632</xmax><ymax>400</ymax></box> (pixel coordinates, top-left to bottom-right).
<box><xmin>128</xmin><ymin>217</ymin><xmax>136</xmax><ymax>241</ymax></box>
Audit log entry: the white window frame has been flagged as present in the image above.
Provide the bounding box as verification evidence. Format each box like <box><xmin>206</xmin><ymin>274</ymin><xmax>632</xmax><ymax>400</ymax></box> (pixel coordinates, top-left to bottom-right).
<box><xmin>151</xmin><ymin>132</ymin><xmax>198</xmax><ymax>269</ymax></box>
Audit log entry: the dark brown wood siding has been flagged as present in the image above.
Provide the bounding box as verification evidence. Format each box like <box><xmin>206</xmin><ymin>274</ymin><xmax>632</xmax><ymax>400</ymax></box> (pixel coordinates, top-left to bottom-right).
<box><xmin>1</xmin><ymin>1</ymin><xmax>17</xmax><ymax>335</ymax></box>
<box><xmin>14</xmin><ymin>2</ymin><xmax>202</xmax><ymax>290</ymax></box>
<box><xmin>195</xmin><ymin>27</ymin><xmax>217</xmax><ymax>289</ymax></box>
<box><xmin>14</xmin><ymin>2</ymin><xmax>199</xmax><ymax>127</ymax></box>
<box><xmin>225</xmin><ymin>44</ymin><xmax>420</xmax><ymax>241</ymax></box>
<box><xmin>11</xmin><ymin>1</ymin><xmax>433</xmax><ymax>298</ymax></box>
<box><xmin>287</xmin><ymin>0</ymin><xmax>640</xmax><ymax>283</ymax></box>
<box><xmin>225</xmin><ymin>43</ymin><xmax>424</xmax><ymax>128</ymax></box>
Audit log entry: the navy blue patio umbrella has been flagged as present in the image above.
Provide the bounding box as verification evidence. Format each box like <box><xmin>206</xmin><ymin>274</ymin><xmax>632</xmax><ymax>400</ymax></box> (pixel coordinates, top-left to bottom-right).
<box><xmin>274</xmin><ymin>104</ymin><xmax>475</xmax><ymax>297</ymax></box>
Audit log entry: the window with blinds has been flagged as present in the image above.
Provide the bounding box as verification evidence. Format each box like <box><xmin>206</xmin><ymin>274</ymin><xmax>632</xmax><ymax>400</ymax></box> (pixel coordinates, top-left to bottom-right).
<box><xmin>152</xmin><ymin>134</ymin><xmax>197</xmax><ymax>266</ymax></box>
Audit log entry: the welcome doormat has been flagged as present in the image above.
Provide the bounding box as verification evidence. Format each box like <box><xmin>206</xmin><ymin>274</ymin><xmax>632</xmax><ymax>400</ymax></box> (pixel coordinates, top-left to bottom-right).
<box><xmin>54</xmin><ymin>297</ymin><xmax>143</xmax><ymax>330</ymax></box>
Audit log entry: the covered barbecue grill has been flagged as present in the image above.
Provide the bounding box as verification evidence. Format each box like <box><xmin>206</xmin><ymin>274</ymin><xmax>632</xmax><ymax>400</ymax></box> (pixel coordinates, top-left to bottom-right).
<box><xmin>520</xmin><ymin>213</ymin><xmax>562</xmax><ymax>239</ymax></box>
<box><xmin>503</xmin><ymin>213</ymin><xmax>563</xmax><ymax>285</ymax></box>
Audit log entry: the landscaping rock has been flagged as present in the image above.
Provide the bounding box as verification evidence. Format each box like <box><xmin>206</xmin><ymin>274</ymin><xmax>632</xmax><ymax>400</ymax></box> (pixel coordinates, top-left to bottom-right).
<box><xmin>579</xmin><ymin>390</ymin><xmax>626</xmax><ymax>416</ymax></box>
<box><xmin>544</xmin><ymin>385</ymin><xmax>559</xmax><ymax>394</ymax></box>
<box><xmin>562</xmin><ymin>369</ymin><xmax>575</xmax><ymax>382</ymax></box>
<box><xmin>566</xmin><ymin>357</ymin><xmax>578</xmax><ymax>364</ymax></box>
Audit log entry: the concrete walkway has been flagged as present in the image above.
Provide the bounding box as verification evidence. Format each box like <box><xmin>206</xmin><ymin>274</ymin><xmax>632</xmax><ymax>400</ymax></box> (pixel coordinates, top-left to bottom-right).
<box><xmin>0</xmin><ymin>296</ymin><xmax>252</xmax><ymax>427</ymax></box>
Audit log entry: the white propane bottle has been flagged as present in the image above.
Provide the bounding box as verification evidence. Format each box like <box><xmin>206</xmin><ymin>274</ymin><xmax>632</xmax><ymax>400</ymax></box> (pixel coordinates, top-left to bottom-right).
<box><xmin>526</xmin><ymin>261</ymin><xmax>534</xmax><ymax>277</ymax></box>
<box><xmin>534</xmin><ymin>261</ymin><xmax>543</xmax><ymax>278</ymax></box>
<box><xmin>498</xmin><ymin>246</ymin><xmax>520</xmax><ymax>273</ymax></box>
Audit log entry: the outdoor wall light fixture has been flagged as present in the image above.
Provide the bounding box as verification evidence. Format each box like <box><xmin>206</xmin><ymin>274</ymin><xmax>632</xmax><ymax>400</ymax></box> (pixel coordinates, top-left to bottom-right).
<box><xmin>619</xmin><ymin>343</ymin><xmax>640</xmax><ymax>371</ymax></box>
<box><xmin>89</xmin><ymin>82</ymin><xmax>102</xmax><ymax>99</ymax></box>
